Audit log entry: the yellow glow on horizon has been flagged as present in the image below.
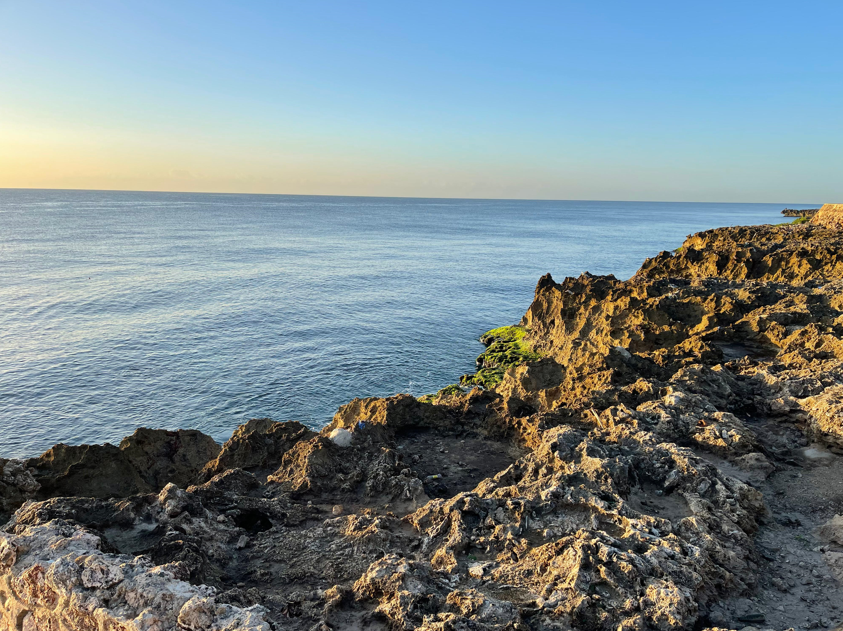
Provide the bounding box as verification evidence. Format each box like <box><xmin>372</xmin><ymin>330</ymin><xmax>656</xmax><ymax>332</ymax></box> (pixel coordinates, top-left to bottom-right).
<box><xmin>0</xmin><ymin>119</ymin><xmax>830</xmax><ymax>203</ymax></box>
<box><xmin>0</xmin><ymin>120</ymin><xmax>556</xmax><ymax>198</ymax></box>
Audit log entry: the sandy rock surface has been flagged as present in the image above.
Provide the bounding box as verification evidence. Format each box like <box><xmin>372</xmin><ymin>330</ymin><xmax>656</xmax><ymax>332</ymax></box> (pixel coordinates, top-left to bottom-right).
<box><xmin>2</xmin><ymin>220</ymin><xmax>843</xmax><ymax>630</ymax></box>
<box><xmin>812</xmin><ymin>204</ymin><xmax>843</xmax><ymax>231</ymax></box>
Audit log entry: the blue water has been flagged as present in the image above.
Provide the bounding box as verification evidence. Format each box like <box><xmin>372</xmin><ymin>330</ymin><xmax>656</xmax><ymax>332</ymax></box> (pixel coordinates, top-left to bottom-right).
<box><xmin>0</xmin><ymin>190</ymin><xmax>814</xmax><ymax>458</ymax></box>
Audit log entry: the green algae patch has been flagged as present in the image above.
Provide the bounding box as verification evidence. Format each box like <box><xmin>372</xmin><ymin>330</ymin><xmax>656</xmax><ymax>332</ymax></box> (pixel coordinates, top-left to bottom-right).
<box><xmin>437</xmin><ymin>383</ymin><xmax>465</xmax><ymax>397</ymax></box>
<box><xmin>461</xmin><ymin>366</ymin><xmax>506</xmax><ymax>389</ymax></box>
<box><xmin>418</xmin><ymin>383</ymin><xmax>467</xmax><ymax>403</ymax></box>
<box><xmin>774</xmin><ymin>216</ymin><xmax>811</xmax><ymax>226</ymax></box>
<box><xmin>460</xmin><ymin>325</ymin><xmax>542</xmax><ymax>389</ymax></box>
<box><xmin>480</xmin><ymin>325</ymin><xmax>527</xmax><ymax>344</ymax></box>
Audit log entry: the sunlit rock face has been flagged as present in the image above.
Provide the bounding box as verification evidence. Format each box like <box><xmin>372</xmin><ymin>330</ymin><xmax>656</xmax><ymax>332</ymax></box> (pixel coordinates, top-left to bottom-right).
<box><xmin>811</xmin><ymin>203</ymin><xmax>843</xmax><ymax>230</ymax></box>
<box><xmin>2</xmin><ymin>220</ymin><xmax>843</xmax><ymax>630</ymax></box>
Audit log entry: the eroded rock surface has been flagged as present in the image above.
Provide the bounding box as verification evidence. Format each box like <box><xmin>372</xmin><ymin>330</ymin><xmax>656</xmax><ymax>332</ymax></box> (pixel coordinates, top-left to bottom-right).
<box><xmin>200</xmin><ymin>419</ymin><xmax>315</xmax><ymax>482</ymax></box>
<box><xmin>0</xmin><ymin>459</ymin><xmax>39</xmax><ymax>524</ymax></box>
<box><xmin>3</xmin><ymin>220</ymin><xmax>843</xmax><ymax>630</ymax></box>
<box><xmin>28</xmin><ymin>428</ymin><xmax>220</xmax><ymax>500</ymax></box>
<box><xmin>812</xmin><ymin>203</ymin><xmax>843</xmax><ymax>230</ymax></box>
<box><xmin>637</xmin><ymin>222</ymin><xmax>843</xmax><ymax>281</ymax></box>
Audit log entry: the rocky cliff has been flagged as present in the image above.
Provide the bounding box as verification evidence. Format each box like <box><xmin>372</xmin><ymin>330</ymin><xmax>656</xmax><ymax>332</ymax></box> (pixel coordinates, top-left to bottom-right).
<box><xmin>2</xmin><ymin>220</ymin><xmax>843</xmax><ymax>631</ymax></box>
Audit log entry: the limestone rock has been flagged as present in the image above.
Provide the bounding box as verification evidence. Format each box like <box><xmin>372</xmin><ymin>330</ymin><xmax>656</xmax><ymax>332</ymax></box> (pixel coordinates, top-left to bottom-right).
<box><xmin>27</xmin><ymin>428</ymin><xmax>220</xmax><ymax>501</ymax></box>
<box><xmin>200</xmin><ymin>418</ymin><xmax>314</xmax><ymax>482</ymax></box>
<box><xmin>330</xmin><ymin>393</ymin><xmax>450</xmax><ymax>432</ymax></box>
<box><xmin>801</xmin><ymin>385</ymin><xmax>843</xmax><ymax>451</ymax></box>
<box><xmin>0</xmin><ymin>521</ymin><xmax>270</xmax><ymax>631</ymax></box>
<box><xmin>120</xmin><ymin>427</ymin><xmax>221</xmax><ymax>489</ymax></box>
<box><xmin>0</xmin><ymin>458</ymin><xmax>40</xmax><ymax>523</ymax></box>
<box><xmin>810</xmin><ymin>203</ymin><xmax>843</xmax><ymax>230</ymax></box>
<box><xmin>28</xmin><ymin>441</ymin><xmax>149</xmax><ymax>499</ymax></box>
<box><xmin>818</xmin><ymin>514</ymin><xmax>843</xmax><ymax>546</ymax></box>
<box><xmin>637</xmin><ymin>222</ymin><xmax>843</xmax><ymax>281</ymax></box>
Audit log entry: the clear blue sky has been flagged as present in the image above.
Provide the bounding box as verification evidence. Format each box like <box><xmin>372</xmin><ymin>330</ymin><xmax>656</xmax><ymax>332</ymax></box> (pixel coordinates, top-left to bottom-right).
<box><xmin>1</xmin><ymin>1</ymin><xmax>840</xmax><ymax>201</ymax></box>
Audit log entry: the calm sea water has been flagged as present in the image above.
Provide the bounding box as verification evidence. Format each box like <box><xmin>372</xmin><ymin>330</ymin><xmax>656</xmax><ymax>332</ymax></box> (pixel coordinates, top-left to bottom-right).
<box><xmin>0</xmin><ymin>190</ymin><xmax>812</xmax><ymax>458</ymax></box>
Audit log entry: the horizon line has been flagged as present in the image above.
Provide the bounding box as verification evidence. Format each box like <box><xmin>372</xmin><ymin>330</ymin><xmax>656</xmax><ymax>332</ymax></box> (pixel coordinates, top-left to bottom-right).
<box><xmin>0</xmin><ymin>186</ymin><xmax>823</xmax><ymax>207</ymax></box>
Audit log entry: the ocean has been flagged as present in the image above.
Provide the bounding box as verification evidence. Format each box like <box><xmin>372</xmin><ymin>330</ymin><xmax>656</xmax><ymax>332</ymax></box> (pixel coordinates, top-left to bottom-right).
<box><xmin>0</xmin><ymin>190</ymin><xmax>811</xmax><ymax>458</ymax></box>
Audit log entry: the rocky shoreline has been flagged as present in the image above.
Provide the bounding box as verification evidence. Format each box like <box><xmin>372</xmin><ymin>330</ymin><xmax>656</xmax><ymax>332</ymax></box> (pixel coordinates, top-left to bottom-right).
<box><xmin>2</xmin><ymin>205</ymin><xmax>843</xmax><ymax>631</ymax></box>
<box><xmin>780</xmin><ymin>209</ymin><xmax>819</xmax><ymax>218</ymax></box>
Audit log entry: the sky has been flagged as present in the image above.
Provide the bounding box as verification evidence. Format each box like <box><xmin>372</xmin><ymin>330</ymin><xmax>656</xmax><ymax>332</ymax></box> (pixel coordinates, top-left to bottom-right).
<box><xmin>0</xmin><ymin>1</ymin><xmax>841</xmax><ymax>202</ymax></box>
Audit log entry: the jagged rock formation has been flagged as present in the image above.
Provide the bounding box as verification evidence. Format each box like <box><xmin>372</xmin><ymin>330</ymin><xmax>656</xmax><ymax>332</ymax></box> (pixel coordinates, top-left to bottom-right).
<box><xmin>637</xmin><ymin>223</ymin><xmax>843</xmax><ymax>281</ymax></box>
<box><xmin>26</xmin><ymin>428</ymin><xmax>220</xmax><ymax>501</ymax></box>
<box><xmin>0</xmin><ymin>459</ymin><xmax>39</xmax><ymax>524</ymax></box>
<box><xmin>200</xmin><ymin>419</ymin><xmax>315</xmax><ymax>482</ymax></box>
<box><xmin>0</xmin><ymin>503</ymin><xmax>270</xmax><ymax>631</ymax></box>
<box><xmin>2</xmin><ymin>220</ymin><xmax>843</xmax><ymax>630</ymax></box>
<box><xmin>781</xmin><ymin>208</ymin><xmax>818</xmax><ymax>218</ymax></box>
<box><xmin>811</xmin><ymin>203</ymin><xmax>843</xmax><ymax>230</ymax></box>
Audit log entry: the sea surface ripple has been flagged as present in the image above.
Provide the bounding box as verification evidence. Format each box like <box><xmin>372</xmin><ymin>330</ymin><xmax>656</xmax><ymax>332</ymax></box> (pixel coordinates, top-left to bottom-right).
<box><xmin>0</xmin><ymin>190</ymin><xmax>808</xmax><ymax>457</ymax></box>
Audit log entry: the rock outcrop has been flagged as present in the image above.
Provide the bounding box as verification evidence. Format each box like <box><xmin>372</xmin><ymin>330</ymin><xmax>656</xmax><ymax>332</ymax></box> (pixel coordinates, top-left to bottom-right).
<box><xmin>781</xmin><ymin>208</ymin><xmax>818</xmax><ymax>218</ymax></box>
<box><xmin>637</xmin><ymin>222</ymin><xmax>843</xmax><ymax>281</ymax></box>
<box><xmin>0</xmin><ymin>459</ymin><xmax>39</xmax><ymax>524</ymax></box>
<box><xmin>27</xmin><ymin>428</ymin><xmax>221</xmax><ymax>500</ymax></box>
<box><xmin>811</xmin><ymin>203</ymin><xmax>843</xmax><ymax>230</ymax></box>
<box><xmin>0</xmin><ymin>497</ymin><xmax>270</xmax><ymax>631</ymax></box>
<box><xmin>199</xmin><ymin>418</ymin><xmax>315</xmax><ymax>482</ymax></box>
<box><xmin>3</xmin><ymin>219</ymin><xmax>843</xmax><ymax>630</ymax></box>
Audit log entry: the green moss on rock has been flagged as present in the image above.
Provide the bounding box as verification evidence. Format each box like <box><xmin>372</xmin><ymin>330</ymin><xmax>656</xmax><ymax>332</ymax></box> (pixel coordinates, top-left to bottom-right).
<box><xmin>437</xmin><ymin>383</ymin><xmax>465</xmax><ymax>398</ymax></box>
<box><xmin>774</xmin><ymin>216</ymin><xmax>811</xmax><ymax>226</ymax></box>
<box><xmin>417</xmin><ymin>383</ymin><xmax>467</xmax><ymax>403</ymax></box>
<box><xmin>460</xmin><ymin>325</ymin><xmax>542</xmax><ymax>389</ymax></box>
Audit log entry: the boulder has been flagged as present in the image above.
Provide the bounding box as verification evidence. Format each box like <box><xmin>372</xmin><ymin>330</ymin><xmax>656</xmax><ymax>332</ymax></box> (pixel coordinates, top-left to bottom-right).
<box><xmin>818</xmin><ymin>514</ymin><xmax>843</xmax><ymax>546</ymax></box>
<box><xmin>121</xmin><ymin>427</ymin><xmax>221</xmax><ymax>489</ymax></box>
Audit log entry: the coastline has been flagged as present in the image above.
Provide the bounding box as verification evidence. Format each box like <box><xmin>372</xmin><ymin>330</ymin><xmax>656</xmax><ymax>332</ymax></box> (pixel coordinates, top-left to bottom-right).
<box><xmin>4</xmin><ymin>193</ymin><xmax>797</xmax><ymax>461</ymax></box>
<box><xmin>2</xmin><ymin>207</ymin><xmax>843</xmax><ymax>630</ymax></box>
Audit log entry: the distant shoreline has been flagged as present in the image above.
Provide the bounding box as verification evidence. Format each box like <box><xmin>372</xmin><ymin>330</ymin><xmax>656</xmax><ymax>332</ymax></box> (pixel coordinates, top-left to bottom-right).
<box><xmin>0</xmin><ymin>187</ymin><xmax>824</xmax><ymax>206</ymax></box>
